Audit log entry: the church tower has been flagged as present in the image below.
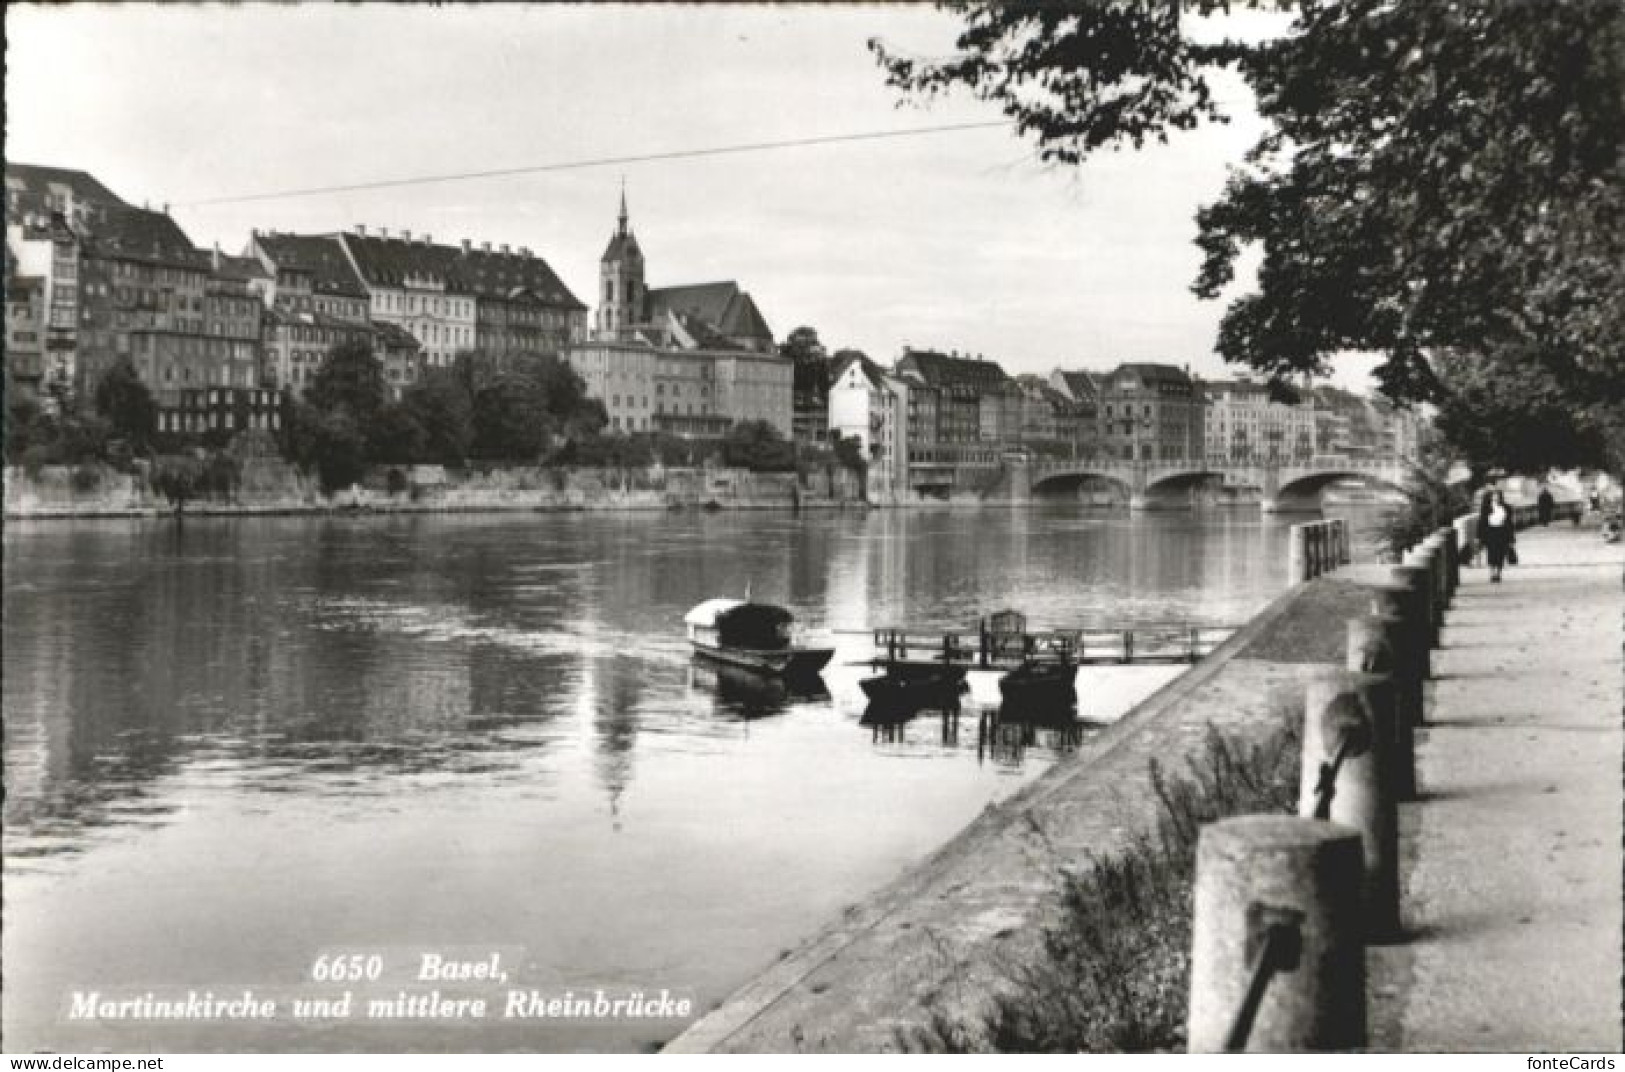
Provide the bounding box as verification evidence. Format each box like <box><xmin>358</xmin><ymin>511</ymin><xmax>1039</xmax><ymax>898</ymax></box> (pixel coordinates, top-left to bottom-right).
<box><xmin>596</xmin><ymin>185</ymin><xmax>645</xmax><ymax>338</ymax></box>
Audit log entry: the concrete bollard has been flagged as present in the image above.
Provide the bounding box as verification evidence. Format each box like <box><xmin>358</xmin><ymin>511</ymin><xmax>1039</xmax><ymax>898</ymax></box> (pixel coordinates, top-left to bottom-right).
<box><xmin>1392</xmin><ymin>564</ymin><xmax>1436</xmax><ymax>653</ymax></box>
<box><xmin>1299</xmin><ymin>670</ymin><xmax>1401</xmax><ymax>942</ymax></box>
<box><xmin>1348</xmin><ymin>615</ymin><xmax>1416</xmax><ymax>799</ymax></box>
<box><xmin>1288</xmin><ymin>524</ymin><xmax>1308</xmax><ymax>585</ymax></box>
<box><xmin>1372</xmin><ymin>578</ymin><xmax>1431</xmax><ymax>690</ymax></box>
<box><xmin>1405</xmin><ymin>545</ymin><xmax>1445</xmax><ymax>636</ymax></box>
<box><xmin>1453</xmin><ymin>515</ymin><xmax>1477</xmax><ymax>568</ymax></box>
<box><xmin>1433</xmin><ymin>526</ymin><xmax>1459</xmax><ymax>599</ymax></box>
<box><xmin>1421</xmin><ymin>534</ymin><xmax>1450</xmax><ymax>615</ymax></box>
<box><xmin>1188</xmin><ymin>815</ymin><xmax>1367</xmax><ymax>1052</ymax></box>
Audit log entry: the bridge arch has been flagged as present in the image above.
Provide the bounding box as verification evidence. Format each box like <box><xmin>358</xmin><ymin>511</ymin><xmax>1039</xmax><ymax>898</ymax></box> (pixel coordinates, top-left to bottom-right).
<box><xmin>1030</xmin><ymin>469</ymin><xmax>1134</xmax><ymax>500</ymax></box>
<box><xmin>1277</xmin><ymin>470</ymin><xmax>1412</xmax><ymax>502</ymax></box>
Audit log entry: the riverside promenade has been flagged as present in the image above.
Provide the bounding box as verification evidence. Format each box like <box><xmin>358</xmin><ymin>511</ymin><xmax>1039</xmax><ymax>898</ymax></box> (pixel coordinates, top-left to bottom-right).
<box><xmin>1371</xmin><ymin>522</ymin><xmax>1623</xmax><ymax>1051</ymax></box>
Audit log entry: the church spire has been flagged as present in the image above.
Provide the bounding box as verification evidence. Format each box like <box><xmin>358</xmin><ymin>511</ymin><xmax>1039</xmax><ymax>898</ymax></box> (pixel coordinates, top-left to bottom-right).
<box><xmin>617</xmin><ymin>178</ymin><xmax>629</xmax><ymax>237</ymax></box>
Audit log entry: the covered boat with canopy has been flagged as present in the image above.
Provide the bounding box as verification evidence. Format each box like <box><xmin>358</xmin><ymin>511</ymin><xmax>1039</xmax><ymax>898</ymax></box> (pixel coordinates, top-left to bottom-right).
<box><xmin>684</xmin><ymin>598</ymin><xmax>834</xmax><ymax>678</ymax></box>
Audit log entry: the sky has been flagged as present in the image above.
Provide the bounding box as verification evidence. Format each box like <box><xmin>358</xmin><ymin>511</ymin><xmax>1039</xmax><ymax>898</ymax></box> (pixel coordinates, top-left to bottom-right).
<box><xmin>5</xmin><ymin>3</ymin><xmax>1380</xmax><ymax>390</ymax></box>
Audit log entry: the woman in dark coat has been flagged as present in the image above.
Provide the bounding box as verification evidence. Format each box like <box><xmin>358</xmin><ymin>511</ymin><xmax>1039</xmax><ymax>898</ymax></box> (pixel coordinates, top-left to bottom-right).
<box><xmin>1478</xmin><ymin>490</ymin><xmax>1517</xmax><ymax>583</ymax></box>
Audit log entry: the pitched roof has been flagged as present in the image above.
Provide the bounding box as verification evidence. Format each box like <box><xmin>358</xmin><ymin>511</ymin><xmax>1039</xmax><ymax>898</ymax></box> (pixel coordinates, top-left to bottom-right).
<box><xmin>339</xmin><ymin>232</ymin><xmax>584</xmax><ymax>309</ymax></box>
<box><xmin>831</xmin><ymin>351</ymin><xmax>889</xmax><ymax>389</ymax></box>
<box><xmin>256</xmin><ymin>234</ymin><xmax>366</xmax><ymax>297</ymax></box>
<box><xmin>5</xmin><ymin>164</ymin><xmax>129</xmax><ymax>215</ymax></box>
<box><xmin>647</xmin><ymin>281</ymin><xmax>772</xmax><ymax>344</ymax></box>
<box><xmin>1112</xmin><ymin>362</ymin><xmax>1191</xmax><ymax>383</ymax></box>
<box><xmin>457</xmin><ymin>243</ymin><xmax>585</xmax><ymax>309</ymax></box>
<box><xmin>1053</xmin><ymin>369</ymin><xmax>1099</xmax><ymax>403</ymax></box>
<box><xmin>208</xmin><ymin>251</ymin><xmax>270</xmax><ymax>283</ymax></box>
<box><xmin>897</xmin><ymin>349</ymin><xmax>1014</xmax><ymax>395</ymax></box>
<box><xmin>83</xmin><ymin>205</ymin><xmax>206</xmax><ymax>270</ymax></box>
<box><xmin>602</xmin><ymin>229</ymin><xmax>643</xmax><ymax>264</ymax></box>
<box><xmin>373</xmin><ymin>321</ymin><xmax>423</xmax><ymax>351</ymax></box>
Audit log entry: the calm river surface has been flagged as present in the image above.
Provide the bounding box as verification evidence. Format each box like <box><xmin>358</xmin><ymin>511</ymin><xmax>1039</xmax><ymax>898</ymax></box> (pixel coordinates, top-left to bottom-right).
<box><xmin>3</xmin><ymin>504</ymin><xmax>1363</xmax><ymax>1052</ymax></box>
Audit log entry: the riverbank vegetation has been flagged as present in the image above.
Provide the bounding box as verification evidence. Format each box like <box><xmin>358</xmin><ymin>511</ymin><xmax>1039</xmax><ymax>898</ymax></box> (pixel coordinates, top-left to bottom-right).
<box><xmin>905</xmin><ymin>711</ymin><xmax>1302</xmax><ymax>1053</ymax></box>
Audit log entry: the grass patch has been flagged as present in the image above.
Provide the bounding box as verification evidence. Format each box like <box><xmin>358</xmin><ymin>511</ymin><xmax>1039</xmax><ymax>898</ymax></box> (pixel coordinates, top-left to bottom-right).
<box><xmin>904</xmin><ymin>708</ymin><xmax>1302</xmax><ymax>1053</ymax></box>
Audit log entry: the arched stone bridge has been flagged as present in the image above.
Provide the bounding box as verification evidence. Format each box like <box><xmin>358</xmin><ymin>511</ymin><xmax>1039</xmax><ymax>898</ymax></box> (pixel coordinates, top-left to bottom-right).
<box><xmin>1012</xmin><ymin>456</ymin><xmax>1414</xmax><ymax>512</ymax></box>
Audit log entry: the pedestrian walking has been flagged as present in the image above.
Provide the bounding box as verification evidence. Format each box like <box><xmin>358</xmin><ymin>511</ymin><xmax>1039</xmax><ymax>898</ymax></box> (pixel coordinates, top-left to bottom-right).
<box><xmin>1479</xmin><ymin>490</ymin><xmax>1517</xmax><ymax>583</ymax></box>
<box><xmin>1537</xmin><ymin>487</ymin><xmax>1555</xmax><ymax>525</ymax></box>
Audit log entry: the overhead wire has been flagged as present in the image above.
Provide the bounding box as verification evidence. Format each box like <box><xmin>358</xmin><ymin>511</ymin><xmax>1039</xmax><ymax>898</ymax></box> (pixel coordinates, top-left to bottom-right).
<box><xmin>181</xmin><ymin>121</ymin><xmax>1013</xmax><ymax>208</ymax></box>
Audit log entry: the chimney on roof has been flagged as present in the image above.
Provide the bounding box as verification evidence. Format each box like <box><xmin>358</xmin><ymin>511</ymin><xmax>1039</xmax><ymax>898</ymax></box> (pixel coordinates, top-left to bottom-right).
<box><xmin>520</xmin><ymin>247</ymin><xmax>531</xmax><ymax>258</ymax></box>
<box><xmin>424</xmin><ymin>234</ymin><xmax>432</xmax><ymax>245</ymax></box>
<box><xmin>356</xmin><ymin>224</ymin><xmax>366</xmax><ymax>236</ymax></box>
<box><xmin>501</xmin><ymin>243</ymin><xmax>510</xmax><ymax>255</ymax></box>
<box><xmin>482</xmin><ymin>241</ymin><xmax>491</xmax><ymax>252</ymax></box>
<box><xmin>379</xmin><ymin>226</ymin><xmax>388</xmax><ymax>238</ymax></box>
<box><xmin>461</xmin><ymin>239</ymin><xmax>471</xmax><ymax>253</ymax></box>
<box><xmin>162</xmin><ymin>203</ymin><xmax>170</xmax><ymax>215</ymax></box>
<box><xmin>402</xmin><ymin>229</ymin><xmax>411</xmax><ymax>241</ymax></box>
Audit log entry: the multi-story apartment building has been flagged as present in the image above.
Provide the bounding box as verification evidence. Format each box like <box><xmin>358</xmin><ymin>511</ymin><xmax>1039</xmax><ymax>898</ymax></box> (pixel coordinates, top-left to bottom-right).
<box><xmin>1309</xmin><ymin>386</ymin><xmax>1422</xmax><ymax>461</ymax></box>
<box><xmin>828</xmin><ymin>352</ymin><xmax>908</xmax><ymax>500</ymax></box>
<box><xmin>336</xmin><ymin>228</ymin><xmax>477</xmax><ymax>370</ymax></box>
<box><xmin>458</xmin><ymin>238</ymin><xmax>586</xmax><ymax>356</ymax></box>
<box><xmin>4</xmin><ymin>273</ymin><xmax>47</xmax><ymax>390</ymax></box>
<box><xmin>334</xmin><ymin>226</ymin><xmax>584</xmax><ymax>370</ymax></box>
<box><xmin>1097</xmin><ymin>363</ymin><xmax>1205</xmax><ymax>464</ymax></box>
<box><xmin>7</xmin><ymin>163</ymin><xmax>273</xmax><ymax>427</ymax></box>
<box><xmin>4</xmin><ymin>168</ymin><xmax>112</xmax><ymax>396</ymax></box>
<box><xmin>893</xmin><ymin>348</ymin><xmax>1016</xmax><ymax>461</ymax></box>
<box><xmin>1203</xmin><ymin>378</ymin><xmax>1316</xmax><ymax>464</ymax></box>
<box><xmin>567</xmin><ymin>341</ymin><xmax>659</xmax><ymax>434</ymax></box>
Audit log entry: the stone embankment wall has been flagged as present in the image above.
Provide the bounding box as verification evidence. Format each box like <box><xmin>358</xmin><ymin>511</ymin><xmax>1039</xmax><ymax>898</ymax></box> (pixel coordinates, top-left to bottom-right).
<box><xmin>665</xmin><ymin>575</ymin><xmax>1377</xmax><ymax>1053</ymax></box>
<box><xmin>4</xmin><ymin>461</ymin><xmax>866</xmax><ymax>519</ymax></box>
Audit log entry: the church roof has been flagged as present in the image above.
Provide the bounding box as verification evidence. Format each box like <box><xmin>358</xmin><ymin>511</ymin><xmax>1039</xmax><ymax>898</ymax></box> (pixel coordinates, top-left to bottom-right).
<box><xmin>648</xmin><ymin>281</ymin><xmax>772</xmax><ymax>345</ymax></box>
<box><xmin>601</xmin><ymin>230</ymin><xmax>643</xmax><ymax>263</ymax></box>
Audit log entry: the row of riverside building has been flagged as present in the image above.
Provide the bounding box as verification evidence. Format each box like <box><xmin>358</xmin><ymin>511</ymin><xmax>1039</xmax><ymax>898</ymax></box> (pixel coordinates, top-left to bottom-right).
<box><xmin>5</xmin><ymin>162</ymin><xmax>1421</xmax><ymax>480</ymax></box>
<box><xmin>813</xmin><ymin>349</ymin><xmax>1423</xmax><ymax>500</ymax></box>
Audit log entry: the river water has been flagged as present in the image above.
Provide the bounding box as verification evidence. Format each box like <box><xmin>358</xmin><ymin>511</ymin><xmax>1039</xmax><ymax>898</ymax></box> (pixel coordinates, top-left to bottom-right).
<box><xmin>3</xmin><ymin>504</ymin><xmax>1354</xmax><ymax>1052</ymax></box>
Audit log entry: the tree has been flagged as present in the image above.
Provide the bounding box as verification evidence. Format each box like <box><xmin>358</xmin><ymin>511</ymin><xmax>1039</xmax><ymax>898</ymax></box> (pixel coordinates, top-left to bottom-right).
<box><xmin>402</xmin><ymin>370</ymin><xmax>474</xmax><ymax>466</ymax></box>
<box><xmin>722</xmin><ymin>419</ymin><xmax>797</xmax><ymax>472</ymax></box>
<box><xmin>308</xmin><ymin>339</ymin><xmax>386</xmax><ymax>425</ymax></box>
<box><xmin>93</xmin><ymin>360</ymin><xmax>157</xmax><ymax>451</ymax></box>
<box><xmin>1429</xmin><ymin>348</ymin><xmax>1612</xmax><ymax>481</ymax></box>
<box><xmin>470</xmin><ymin>373</ymin><xmax>554</xmax><ymax>461</ymax></box>
<box><xmin>283</xmin><ymin>397</ymin><xmax>367</xmax><ymax>493</ymax></box>
<box><xmin>873</xmin><ymin>1</ymin><xmax>1625</xmax><ymax>469</ymax></box>
<box><xmin>368</xmin><ymin>402</ymin><xmax>428</xmax><ymax>465</ymax></box>
<box><xmin>783</xmin><ymin>327</ymin><xmax>833</xmax><ymax>404</ymax></box>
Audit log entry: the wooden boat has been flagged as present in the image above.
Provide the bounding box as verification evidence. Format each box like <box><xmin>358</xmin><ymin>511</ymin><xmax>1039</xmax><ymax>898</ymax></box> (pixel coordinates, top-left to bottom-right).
<box><xmin>997</xmin><ymin>660</ymin><xmax>1078</xmax><ymax>712</ymax></box>
<box><xmin>859</xmin><ymin>664</ymin><xmax>969</xmax><ymax>711</ymax></box>
<box><xmin>684</xmin><ymin>598</ymin><xmax>834</xmax><ymax>678</ymax></box>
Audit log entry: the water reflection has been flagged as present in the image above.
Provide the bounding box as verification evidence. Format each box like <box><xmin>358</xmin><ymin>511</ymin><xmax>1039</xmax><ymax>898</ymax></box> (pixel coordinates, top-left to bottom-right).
<box><xmin>977</xmin><ymin>705</ymin><xmax>1092</xmax><ymax>770</ymax></box>
<box><xmin>688</xmin><ymin>660</ymin><xmax>831</xmax><ymax>721</ymax></box>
